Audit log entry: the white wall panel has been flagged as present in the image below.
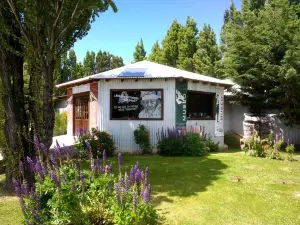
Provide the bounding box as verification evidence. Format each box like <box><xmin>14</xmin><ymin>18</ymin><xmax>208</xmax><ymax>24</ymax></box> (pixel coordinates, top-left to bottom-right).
<box><xmin>98</xmin><ymin>79</ymin><xmax>176</xmax><ymax>151</ymax></box>
<box><xmin>72</xmin><ymin>84</ymin><xmax>90</xmax><ymax>94</ymax></box>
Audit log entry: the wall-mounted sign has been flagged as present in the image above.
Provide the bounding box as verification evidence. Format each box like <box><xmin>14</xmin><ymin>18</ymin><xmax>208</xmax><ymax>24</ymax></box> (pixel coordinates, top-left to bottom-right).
<box><xmin>215</xmin><ymin>88</ymin><xmax>224</xmax><ymax>136</ymax></box>
<box><xmin>175</xmin><ymin>80</ymin><xmax>188</xmax><ymax>128</ymax></box>
<box><xmin>111</xmin><ymin>89</ymin><xmax>163</xmax><ymax>120</ymax></box>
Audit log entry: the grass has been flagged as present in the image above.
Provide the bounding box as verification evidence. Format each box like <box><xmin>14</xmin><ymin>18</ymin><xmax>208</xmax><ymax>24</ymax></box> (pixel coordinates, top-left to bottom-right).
<box><xmin>1</xmin><ymin>150</ymin><xmax>300</xmax><ymax>224</ymax></box>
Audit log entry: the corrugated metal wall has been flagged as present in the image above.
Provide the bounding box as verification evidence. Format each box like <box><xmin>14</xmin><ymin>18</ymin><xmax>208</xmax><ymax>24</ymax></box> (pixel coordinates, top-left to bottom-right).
<box><xmin>224</xmin><ymin>99</ymin><xmax>300</xmax><ymax>144</ymax></box>
<box><xmin>98</xmin><ymin>79</ymin><xmax>176</xmax><ymax>151</ymax></box>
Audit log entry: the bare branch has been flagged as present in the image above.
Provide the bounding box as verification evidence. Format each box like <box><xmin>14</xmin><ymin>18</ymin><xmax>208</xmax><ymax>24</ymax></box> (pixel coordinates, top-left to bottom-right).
<box><xmin>50</xmin><ymin>0</ymin><xmax>64</xmax><ymax>50</ymax></box>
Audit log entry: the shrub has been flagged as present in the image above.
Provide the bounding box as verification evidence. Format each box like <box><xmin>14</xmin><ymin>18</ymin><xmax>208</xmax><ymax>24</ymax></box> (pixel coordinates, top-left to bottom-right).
<box><xmin>157</xmin><ymin>126</ymin><xmax>208</xmax><ymax>156</ymax></box>
<box><xmin>53</xmin><ymin>112</ymin><xmax>67</xmax><ymax>136</ymax></box>
<box><xmin>205</xmin><ymin>137</ymin><xmax>219</xmax><ymax>152</ymax></box>
<box><xmin>134</xmin><ymin>125</ymin><xmax>152</xmax><ymax>154</ymax></box>
<box><xmin>75</xmin><ymin>128</ymin><xmax>116</xmax><ymax>159</ymax></box>
<box><xmin>285</xmin><ymin>142</ymin><xmax>295</xmax><ymax>161</ymax></box>
<box><xmin>12</xmin><ymin>136</ymin><xmax>158</xmax><ymax>225</ymax></box>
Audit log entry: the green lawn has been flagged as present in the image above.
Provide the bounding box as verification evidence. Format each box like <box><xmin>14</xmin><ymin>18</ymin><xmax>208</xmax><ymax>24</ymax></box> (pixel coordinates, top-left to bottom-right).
<box><xmin>1</xmin><ymin>150</ymin><xmax>300</xmax><ymax>225</ymax></box>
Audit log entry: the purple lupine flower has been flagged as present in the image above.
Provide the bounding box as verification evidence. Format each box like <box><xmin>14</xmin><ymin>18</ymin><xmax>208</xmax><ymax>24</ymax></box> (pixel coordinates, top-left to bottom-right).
<box><xmin>21</xmin><ymin>181</ymin><xmax>29</xmax><ymax>196</ymax></box>
<box><xmin>50</xmin><ymin>170</ymin><xmax>59</xmax><ymax>187</ymax></box>
<box><xmin>19</xmin><ymin>161</ymin><xmax>24</xmax><ymax>177</ymax></box>
<box><xmin>80</xmin><ymin>172</ymin><xmax>85</xmax><ymax>184</ymax></box>
<box><xmin>85</xmin><ymin>140</ymin><xmax>92</xmax><ymax>151</ymax></box>
<box><xmin>109</xmin><ymin>163</ymin><xmax>113</xmax><ymax>173</ymax></box>
<box><xmin>135</xmin><ymin>169</ymin><xmax>141</xmax><ymax>186</ymax></box>
<box><xmin>119</xmin><ymin>176</ymin><xmax>124</xmax><ymax>188</ymax></box>
<box><xmin>130</xmin><ymin>168</ymin><xmax>135</xmax><ymax>185</ymax></box>
<box><xmin>96</xmin><ymin>157</ymin><xmax>101</xmax><ymax>173</ymax></box>
<box><xmin>103</xmin><ymin>150</ymin><xmax>107</xmax><ymax>166</ymax></box>
<box><xmin>114</xmin><ymin>183</ymin><xmax>121</xmax><ymax>205</ymax></box>
<box><xmin>35</xmin><ymin>160</ymin><xmax>44</xmax><ymax>180</ymax></box>
<box><xmin>145</xmin><ymin>167</ymin><xmax>149</xmax><ymax>180</ymax></box>
<box><xmin>100</xmin><ymin>166</ymin><xmax>105</xmax><ymax>174</ymax></box>
<box><xmin>12</xmin><ymin>178</ymin><xmax>21</xmax><ymax>197</ymax></box>
<box><xmin>40</xmin><ymin>143</ymin><xmax>47</xmax><ymax>153</ymax></box>
<box><xmin>33</xmin><ymin>135</ymin><xmax>40</xmax><ymax>150</ymax></box>
<box><xmin>26</xmin><ymin>157</ymin><xmax>35</xmax><ymax>172</ymax></box>
<box><xmin>42</xmin><ymin>164</ymin><xmax>48</xmax><ymax>176</ymax></box>
<box><xmin>132</xmin><ymin>190</ymin><xmax>137</xmax><ymax>212</ymax></box>
<box><xmin>143</xmin><ymin>185</ymin><xmax>150</xmax><ymax>204</ymax></box>
<box><xmin>124</xmin><ymin>173</ymin><xmax>130</xmax><ymax>191</ymax></box>
<box><xmin>54</xmin><ymin>145</ymin><xmax>60</xmax><ymax>156</ymax></box>
<box><xmin>63</xmin><ymin>145</ymin><xmax>70</xmax><ymax>159</ymax></box>
<box><xmin>117</xmin><ymin>152</ymin><xmax>123</xmax><ymax>170</ymax></box>
<box><xmin>83</xmin><ymin>128</ymin><xmax>87</xmax><ymax>135</ymax></box>
<box><xmin>86</xmin><ymin>148</ymin><xmax>91</xmax><ymax>160</ymax></box>
<box><xmin>49</xmin><ymin>154</ymin><xmax>57</xmax><ymax>166</ymax></box>
<box><xmin>121</xmin><ymin>186</ymin><xmax>126</xmax><ymax>203</ymax></box>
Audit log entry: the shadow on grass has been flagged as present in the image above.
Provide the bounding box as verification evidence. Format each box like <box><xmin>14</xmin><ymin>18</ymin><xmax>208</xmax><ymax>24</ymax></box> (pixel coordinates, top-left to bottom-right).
<box><xmin>81</xmin><ymin>155</ymin><xmax>228</xmax><ymax>205</ymax></box>
<box><xmin>0</xmin><ymin>174</ymin><xmax>15</xmax><ymax>197</ymax></box>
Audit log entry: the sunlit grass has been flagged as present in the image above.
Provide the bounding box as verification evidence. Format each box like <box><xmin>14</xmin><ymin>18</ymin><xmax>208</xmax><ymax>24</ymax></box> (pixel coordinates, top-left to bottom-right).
<box><xmin>1</xmin><ymin>150</ymin><xmax>300</xmax><ymax>224</ymax></box>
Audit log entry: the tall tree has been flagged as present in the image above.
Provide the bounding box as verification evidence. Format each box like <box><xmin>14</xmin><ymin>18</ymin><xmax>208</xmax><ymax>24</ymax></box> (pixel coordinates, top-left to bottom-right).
<box><xmin>69</xmin><ymin>49</ymin><xmax>77</xmax><ymax>81</ymax></box>
<box><xmin>223</xmin><ymin>0</ymin><xmax>300</xmax><ymax>125</ymax></box>
<box><xmin>193</xmin><ymin>24</ymin><xmax>220</xmax><ymax>77</ymax></box>
<box><xmin>0</xmin><ymin>0</ymin><xmax>117</xmax><ymax>188</ymax></box>
<box><xmin>133</xmin><ymin>38</ymin><xmax>146</xmax><ymax>62</ymax></box>
<box><xmin>83</xmin><ymin>51</ymin><xmax>96</xmax><ymax>75</ymax></box>
<box><xmin>162</xmin><ymin>20</ymin><xmax>181</xmax><ymax>67</ymax></box>
<box><xmin>110</xmin><ymin>56</ymin><xmax>124</xmax><ymax>69</ymax></box>
<box><xmin>177</xmin><ymin>17</ymin><xmax>198</xmax><ymax>71</ymax></box>
<box><xmin>148</xmin><ymin>41</ymin><xmax>164</xmax><ymax>64</ymax></box>
<box><xmin>96</xmin><ymin>50</ymin><xmax>111</xmax><ymax>73</ymax></box>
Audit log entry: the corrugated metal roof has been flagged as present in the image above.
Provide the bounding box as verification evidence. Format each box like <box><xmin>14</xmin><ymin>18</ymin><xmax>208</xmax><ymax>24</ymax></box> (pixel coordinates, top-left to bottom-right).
<box><xmin>56</xmin><ymin>60</ymin><xmax>233</xmax><ymax>88</ymax></box>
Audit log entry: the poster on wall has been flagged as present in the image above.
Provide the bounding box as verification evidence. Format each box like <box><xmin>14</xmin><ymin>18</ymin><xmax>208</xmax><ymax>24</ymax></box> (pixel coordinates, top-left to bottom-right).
<box><xmin>175</xmin><ymin>80</ymin><xmax>188</xmax><ymax>128</ymax></box>
<box><xmin>111</xmin><ymin>90</ymin><xmax>162</xmax><ymax>119</ymax></box>
<box><xmin>215</xmin><ymin>88</ymin><xmax>224</xmax><ymax>136</ymax></box>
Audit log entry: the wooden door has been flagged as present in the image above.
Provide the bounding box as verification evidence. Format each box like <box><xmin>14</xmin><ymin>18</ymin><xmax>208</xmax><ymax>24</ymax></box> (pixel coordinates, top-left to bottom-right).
<box><xmin>74</xmin><ymin>94</ymin><xmax>89</xmax><ymax>134</ymax></box>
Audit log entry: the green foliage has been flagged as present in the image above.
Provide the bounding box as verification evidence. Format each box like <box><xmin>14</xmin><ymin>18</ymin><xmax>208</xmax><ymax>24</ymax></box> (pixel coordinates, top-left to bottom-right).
<box><xmin>91</xmin><ymin>129</ymin><xmax>116</xmax><ymax>157</ymax></box>
<box><xmin>84</xmin><ymin>51</ymin><xmax>97</xmax><ymax>76</ymax></box>
<box><xmin>285</xmin><ymin>144</ymin><xmax>295</xmax><ymax>161</ymax></box>
<box><xmin>95</xmin><ymin>51</ymin><xmax>124</xmax><ymax>73</ymax></box>
<box><xmin>162</xmin><ymin>20</ymin><xmax>182</xmax><ymax>67</ymax></box>
<box><xmin>205</xmin><ymin>137</ymin><xmax>220</xmax><ymax>152</ymax></box>
<box><xmin>148</xmin><ymin>41</ymin><xmax>164</xmax><ymax>64</ymax></box>
<box><xmin>53</xmin><ymin>112</ymin><xmax>67</xmax><ymax>136</ymax></box>
<box><xmin>76</xmin><ymin>128</ymin><xmax>116</xmax><ymax>159</ymax></box>
<box><xmin>177</xmin><ymin>17</ymin><xmax>198</xmax><ymax>72</ymax></box>
<box><xmin>133</xmin><ymin>39</ymin><xmax>147</xmax><ymax>62</ymax></box>
<box><xmin>193</xmin><ymin>24</ymin><xmax>220</xmax><ymax>77</ymax></box>
<box><xmin>222</xmin><ymin>0</ymin><xmax>300</xmax><ymax>124</ymax></box>
<box><xmin>16</xmin><ymin>153</ymin><xmax>158</xmax><ymax>225</ymax></box>
<box><xmin>157</xmin><ymin>132</ymin><xmax>207</xmax><ymax>157</ymax></box>
<box><xmin>134</xmin><ymin>125</ymin><xmax>152</xmax><ymax>154</ymax></box>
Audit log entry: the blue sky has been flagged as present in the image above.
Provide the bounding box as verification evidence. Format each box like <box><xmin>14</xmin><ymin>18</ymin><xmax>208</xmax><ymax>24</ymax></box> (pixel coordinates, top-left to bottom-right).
<box><xmin>73</xmin><ymin>0</ymin><xmax>241</xmax><ymax>64</ymax></box>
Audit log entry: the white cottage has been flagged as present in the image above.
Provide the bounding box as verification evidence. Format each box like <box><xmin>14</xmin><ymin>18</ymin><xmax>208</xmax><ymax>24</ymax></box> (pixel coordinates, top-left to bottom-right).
<box><xmin>56</xmin><ymin>61</ymin><xmax>232</xmax><ymax>151</ymax></box>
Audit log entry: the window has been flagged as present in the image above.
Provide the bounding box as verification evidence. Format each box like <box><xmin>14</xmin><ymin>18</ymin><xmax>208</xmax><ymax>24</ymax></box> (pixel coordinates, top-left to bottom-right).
<box><xmin>110</xmin><ymin>89</ymin><xmax>163</xmax><ymax>120</ymax></box>
<box><xmin>187</xmin><ymin>91</ymin><xmax>215</xmax><ymax>120</ymax></box>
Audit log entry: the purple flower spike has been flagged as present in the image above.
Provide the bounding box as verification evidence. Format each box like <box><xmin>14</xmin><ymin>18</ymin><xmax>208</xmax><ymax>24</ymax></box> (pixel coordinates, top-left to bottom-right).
<box><xmin>42</xmin><ymin>164</ymin><xmax>48</xmax><ymax>176</ymax></box>
<box><xmin>96</xmin><ymin>157</ymin><xmax>101</xmax><ymax>173</ymax></box>
<box><xmin>83</xmin><ymin>128</ymin><xmax>87</xmax><ymax>135</ymax></box>
<box><xmin>50</xmin><ymin>171</ymin><xmax>59</xmax><ymax>187</ymax></box>
<box><xmin>145</xmin><ymin>167</ymin><xmax>149</xmax><ymax>179</ymax></box>
<box><xmin>114</xmin><ymin>183</ymin><xmax>121</xmax><ymax>205</ymax></box>
<box><xmin>54</xmin><ymin>145</ymin><xmax>60</xmax><ymax>156</ymax></box>
<box><xmin>124</xmin><ymin>173</ymin><xmax>130</xmax><ymax>191</ymax></box>
<box><xmin>33</xmin><ymin>135</ymin><xmax>40</xmax><ymax>150</ymax></box>
<box><xmin>103</xmin><ymin>150</ymin><xmax>107</xmax><ymax>166</ymax></box>
<box><xmin>50</xmin><ymin>154</ymin><xmax>57</xmax><ymax>166</ymax></box>
<box><xmin>117</xmin><ymin>152</ymin><xmax>123</xmax><ymax>170</ymax></box>
<box><xmin>26</xmin><ymin>157</ymin><xmax>35</xmax><ymax>172</ymax></box>
<box><xmin>19</xmin><ymin>161</ymin><xmax>24</xmax><ymax>176</ymax></box>
<box><xmin>135</xmin><ymin>169</ymin><xmax>141</xmax><ymax>186</ymax></box>
<box><xmin>143</xmin><ymin>185</ymin><xmax>150</xmax><ymax>204</ymax></box>
<box><xmin>85</xmin><ymin>140</ymin><xmax>92</xmax><ymax>151</ymax></box>
<box><xmin>12</xmin><ymin>178</ymin><xmax>21</xmax><ymax>197</ymax></box>
<box><xmin>130</xmin><ymin>168</ymin><xmax>135</xmax><ymax>185</ymax></box>
<box><xmin>35</xmin><ymin>160</ymin><xmax>44</xmax><ymax>179</ymax></box>
<box><xmin>21</xmin><ymin>181</ymin><xmax>29</xmax><ymax>196</ymax></box>
<box><xmin>132</xmin><ymin>190</ymin><xmax>137</xmax><ymax>212</ymax></box>
<box><xmin>80</xmin><ymin>172</ymin><xmax>85</xmax><ymax>183</ymax></box>
<box><xmin>40</xmin><ymin>143</ymin><xmax>47</xmax><ymax>153</ymax></box>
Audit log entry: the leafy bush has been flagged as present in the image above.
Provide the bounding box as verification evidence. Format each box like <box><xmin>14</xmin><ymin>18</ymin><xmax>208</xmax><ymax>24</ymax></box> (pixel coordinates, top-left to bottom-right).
<box><xmin>285</xmin><ymin>142</ymin><xmax>295</xmax><ymax>161</ymax></box>
<box><xmin>53</xmin><ymin>112</ymin><xmax>67</xmax><ymax>136</ymax></box>
<box><xmin>12</xmin><ymin>136</ymin><xmax>158</xmax><ymax>225</ymax></box>
<box><xmin>205</xmin><ymin>137</ymin><xmax>219</xmax><ymax>152</ymax></box>
<box><xmin>75</xmin><ymin>128</ymin><xmax>116</xmax><ymax>159</ymax></box>
<box><xmin>157</xmin><ymin>127</ymin><xmax>208</xmax><ymax>156</ymax></box>
<box><xmin>134</xmin><ymin>125</ymin><xmax>152</xmax><ymax>154</ymax></box>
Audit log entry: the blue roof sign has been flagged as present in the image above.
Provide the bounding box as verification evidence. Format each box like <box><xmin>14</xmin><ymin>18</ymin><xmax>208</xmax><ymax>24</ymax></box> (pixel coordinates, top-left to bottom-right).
<box><xmin>118</xmin><ymin>68</ymin><xmax>147</xmax><ymax>77</ymax></box>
